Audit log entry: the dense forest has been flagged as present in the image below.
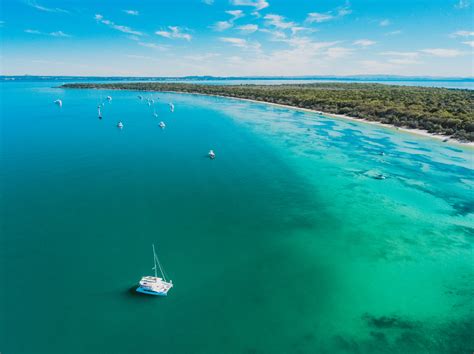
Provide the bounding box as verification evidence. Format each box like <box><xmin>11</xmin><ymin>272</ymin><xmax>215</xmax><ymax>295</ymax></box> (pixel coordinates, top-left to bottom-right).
<box><xmin>62</xmin><ymin>82</ymin><xmax>474</xmax><ymax>142</ymax></box>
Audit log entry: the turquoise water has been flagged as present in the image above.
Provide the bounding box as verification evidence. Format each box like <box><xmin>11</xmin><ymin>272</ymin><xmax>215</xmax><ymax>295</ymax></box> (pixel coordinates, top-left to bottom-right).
<box><xmin>1</xmin><ymin>82</ymin><xmax>473</xmax><ymax>353</ymax></box>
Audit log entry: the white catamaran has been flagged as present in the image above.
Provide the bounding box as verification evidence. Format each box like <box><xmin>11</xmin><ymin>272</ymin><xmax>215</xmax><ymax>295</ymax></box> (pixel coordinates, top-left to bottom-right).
<box><xmin>136</xmin><ymin>244</ymin><xmax>173</xmax><ymax>296</ymax></box>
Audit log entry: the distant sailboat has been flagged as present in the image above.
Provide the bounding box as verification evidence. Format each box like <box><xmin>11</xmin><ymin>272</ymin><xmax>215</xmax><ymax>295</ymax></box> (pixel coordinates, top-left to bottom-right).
<box><xmin>169</xmin><ymin>103</ymin><xmax>175</xmax><ymax>112</ymax></box>
<box><xmin>159</xmin><ymin>121</ymin><xmax>166</xmax><ymax>129</ymax></box>
<box><xmin>208</xmin><ymin>150</ymin><xmax>216</xmax><ymax>159</ymax></box>
<box><xmin>98</xmin><ymin>106</ymin><xmax>102</xmax><ymax>119</ymax></box>
<box><xmin>54</xmin><ymin>99</ymin><xmax>62</xmax><ymax>107</ymax></box>
<box><xmin>117</xmin><ymin>121</ymin><xmax>123</xmax><ymax>128</ymax></box>
<box><xmin>106</xmin><ymin>96</ymin><xmax>112</xmax><ymax>102</ymax></box>
<box><xmin>153</xmin><ymin>111</ymin><xmax>158</xmax><ymax>118</ymax></box>
<box><xmin>136</xmin><ymin>244</ymin><xmax>173</xmax><ymax>296</ymax></box>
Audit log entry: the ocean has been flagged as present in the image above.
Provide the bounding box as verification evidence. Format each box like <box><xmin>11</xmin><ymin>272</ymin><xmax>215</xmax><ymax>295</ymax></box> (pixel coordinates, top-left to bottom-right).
<box><xmin>1</xmin><ymin>80</ymin><xmax>473</xmax><ymax>353</ymax></box>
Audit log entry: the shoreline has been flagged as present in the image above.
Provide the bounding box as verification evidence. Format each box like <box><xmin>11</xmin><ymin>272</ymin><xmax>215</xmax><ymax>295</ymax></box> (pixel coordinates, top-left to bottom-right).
<box><xmin>63</xmin><ymin>86</ymin><xmax>474</xmax><ymax>147</ymax></box>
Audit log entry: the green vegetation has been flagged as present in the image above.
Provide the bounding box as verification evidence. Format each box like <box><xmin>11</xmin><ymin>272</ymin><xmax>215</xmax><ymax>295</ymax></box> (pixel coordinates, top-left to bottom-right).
<box><xmin>62</xmin><ymin>82</ymin><xmax>474</xmax><ymax>141</ymax></box>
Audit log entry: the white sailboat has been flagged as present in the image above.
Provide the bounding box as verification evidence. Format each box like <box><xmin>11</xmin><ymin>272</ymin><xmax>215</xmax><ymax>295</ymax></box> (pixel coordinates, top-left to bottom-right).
<box><xmin>106</xmin><ymin>95</ymin><xmax>112</xmax><ymax>102</ymax></box>
<box><xmin>208</xmin><ymin>149</ymin><xmax>216</xmax><ymax>159</ymax></box>
<box><xmin>169</xmin><ymin>103</ymin><xmax>175</xmax><ymax>112</ymax></box>
<box><xmin>98</xmin><ymin>106</ymin><xmax>102</xmax><ymax>119</ymax></box>
<box><xmin>54</xmin><ymin>99</ymin><xmax>62</xmax><ymax>107</ymax></box>
<box><xmin>136</xmin><ymin>244</ymin><xmax>173</xmax><ymax>296</ymax></box>
<box><xmin>159</xmin><ymin>121</ymin><xmax>166</xmax><ymax>129</ymax></box>
<box><xmin>117</xmin><ymin>121</ymin><xmax>123</xmax><ymax>128</ymax></box>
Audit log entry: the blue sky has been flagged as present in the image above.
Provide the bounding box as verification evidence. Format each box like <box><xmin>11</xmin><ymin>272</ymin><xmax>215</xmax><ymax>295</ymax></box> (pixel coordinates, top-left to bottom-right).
<box><xmin>1</xmin><ymin>0</ymin><xmax>473</xmax><ymax>76</ymax></box>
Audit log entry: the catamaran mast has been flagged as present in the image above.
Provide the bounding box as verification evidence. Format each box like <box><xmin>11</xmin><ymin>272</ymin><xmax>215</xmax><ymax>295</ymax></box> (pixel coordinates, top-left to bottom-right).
<box><xmin>152</xmin><ymin>244</ymin><xmax>167</xmax><ymax>282</ymax></box>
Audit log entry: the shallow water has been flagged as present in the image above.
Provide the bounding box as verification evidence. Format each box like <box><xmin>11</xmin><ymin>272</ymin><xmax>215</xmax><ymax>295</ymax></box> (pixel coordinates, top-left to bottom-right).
<box><xmin>1</xmin><ymin>82</ymin><xmax>473</xmax><ymax>354</ymax></box>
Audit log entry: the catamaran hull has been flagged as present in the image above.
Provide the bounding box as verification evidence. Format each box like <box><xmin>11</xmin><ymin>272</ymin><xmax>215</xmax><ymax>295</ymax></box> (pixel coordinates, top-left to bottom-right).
<box><xmin>136</xmin><ymin>287</ymin><xmax>168</xmax><ymax>296</ymax></box>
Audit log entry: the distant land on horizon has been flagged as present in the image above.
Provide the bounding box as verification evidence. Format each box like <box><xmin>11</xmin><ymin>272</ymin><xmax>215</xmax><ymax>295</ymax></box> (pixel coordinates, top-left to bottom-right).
<box><xmin>1</xmin><ymin>75</ymin><xmax>474</xmax><ymax>82</ymax></box>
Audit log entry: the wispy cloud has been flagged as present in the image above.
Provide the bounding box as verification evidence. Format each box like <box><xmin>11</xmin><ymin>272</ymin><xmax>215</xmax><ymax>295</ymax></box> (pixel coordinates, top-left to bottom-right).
<box><xmin>236</xmin><ymin>24</ymin><xmax>259</xmax><ymax>33</ymax></box>
<box><xmin>454</xmin><ymin>0</ymin><xmax>470</xmax><ymax>9</ymax></box>
<box><xmin>123</xmin><ymin>10</ymin><xmax>139</xmax><ymax>16</ymax></box>
<box><xmin>306</xmin><ymin>5</ymin><xmax>351</xmax><ymax>24</ymax></box>
<box><xmin>138</xmin><ymin>42</ymin><xmax>168</xmax><ymax>50</ymax></box>
<box><xmin>264</xmin><ymin>14</ymin><xmax>295</xmax><ymax>29</ymax></box>
<box><xmin>50</xmin><ymin>30</ymin><xmax>70</xmax><ymax>37</ymax></box>
<box><xmin>25</xmin><ymin>29</ymin><xmax>42</xmax><ymax>34</ymax></box>
<box><xmin>420</xmin><ymin>48</ymin><xmax>463</xmax><ymax>57</ymax></box>
<box><xmin>462</xmin><ymin>41</ymin><xmax>474</xmax><ymax>47</ymax></box>
<box><xmin>94</xmin><ymin>14</ymin><xmax>143</xmax><ymax>36</ymax></box>
<box><xmin>27</xmin><ymin>1</ymin><xmax>69</xmax><ymax>14</ymax></box>
<box><xmin>213</xmin><ymin>21</ymin><xmax>234</xmax><ymax>31</ymax></box>
<box><xmin>25</xmin><ymin>29</ymin><xmax>71</xmax><ymax>37</ymax></box>
<box><xmin>386</xmin><ymin>30</ymin><xmax>402</xmax><ymax>35</ymax></box>
<box><xmin>156</xmin><ymin>26</ymin><xmax>192</xmax><ymax>41</ymax></box>
<box><xmin>306</xmin><ymin>12</ymin><xmax>334</xmax><ymax>23</ymax></box>
<box><xmin>451</xmin><ymin>30</ymin><xmax>474</xmax><ymax>37</ymax></box>
<box><xmin>379</xmin><ymin>51</ymin><xmax>419</xmax><ymax>58</ymax></box>
<box><xmin>212</xmin><ymin>10</ymin><xmax>244</xmax><ymax>31</ymax></box>
<box><xmin>227</xmin><ymin>10</ymin><xmax>245</xmax><ymax>21</ymax></box>
<box><xmin>220</xmin><ymin>37</ymin><xmax>261</xmax><ymax>50</ymax></box>
<box><xmin>230</xmin><ymin>0</ymin><xmax>269</xmax><ymax>11</ymax></box>
<box><xmin>325</xmin><ymin>47</ymin><xmax>353</xmax><ymax>59</ymax></box>
<box><xmin>379</xmin><ymin>19</ymin><xmax>391</xmax><ymax>26</ymax></box>
<box><xmin>353</xmin><ymin>39</ymin><xmax>376</xmax><ymax>47</ymax></box>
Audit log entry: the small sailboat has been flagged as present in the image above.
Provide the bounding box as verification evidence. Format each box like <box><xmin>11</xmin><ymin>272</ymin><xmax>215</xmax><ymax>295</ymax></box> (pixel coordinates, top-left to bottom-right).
<box><xmin>106</xmin><ymin>96</ymin><xmax>112</xmax><ymax>102</ymax></box>
<box><xmin>136</xmin><ymin>244</ymin><xmax>173</xmax><ymax>296</ymax></box>
<box><xmin>159</xmin><ymin>121</ymin><xmax>166</xmax><ymax>129</ymax></box>
<box><xmin>153</xmin><ymin>111</ymin><xmax>158</xmax><ymax>118</ymax></box>
<box><xmin>374</xmin><ymin>174</ymin><xmax>386</xmax><ymax>180</ymax></box>
<box><xmin>169</xmin><ymin>103</ymin><xmax>175</xmax><ymax>112</ymax></box>
<box><xmin>54</xmin><ymin>99</ymin><xmax>62</xmax><ymax>107</ymax></box>
<box><xmin>117</xmin><ymin>121</ymin><xmax>123</xmax><ymax>129</ymax></box>
<box><xmin>208</xmin><ymin>149</ymin><xmax>216</xmax><ymax>159</ymax></box>
<box><xmin>98</xmin><ymin>106</ymin><xmax>102</xmax><ymax>119</ymax></box>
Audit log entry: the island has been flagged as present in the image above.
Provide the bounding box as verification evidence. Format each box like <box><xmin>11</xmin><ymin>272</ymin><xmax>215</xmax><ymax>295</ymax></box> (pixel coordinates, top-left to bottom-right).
<box><xmin>61</xmin><ymin>82</ymin><xmax>474</xmax><ymax>142</ymax></box>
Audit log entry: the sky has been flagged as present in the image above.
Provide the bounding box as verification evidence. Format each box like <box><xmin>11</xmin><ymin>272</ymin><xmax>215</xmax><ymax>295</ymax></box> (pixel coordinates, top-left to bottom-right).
<box><xmin>0</xmin><ymin>0</ymin><xmax>473</xmax><ymax>77</ymax></box>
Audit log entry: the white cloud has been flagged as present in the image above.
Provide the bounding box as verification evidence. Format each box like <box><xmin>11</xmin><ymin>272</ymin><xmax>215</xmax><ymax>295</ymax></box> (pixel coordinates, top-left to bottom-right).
<box><xmin>420</xmin><ymin>48</ymin><xmax>463</xmax><ymax>57</ymax></box>
<box><xmin>387</xmin><ymin>58</ymin><xmax>420</xmax><ymax>65</ymax></box>
<box><xmin>353</xmin><ymin>39</ymin><xmax>376</xmax><ymax>47</ymax></box>
<box><xmin>184</xmin><ymin>53</ymin><xmax>220</xmax><ymax>61</ymax></box>
<box><xmin>50</xmin><ymin>30</ymin><xmax>70</xmax><ymax>37</ymax></box>
<box><xmin>25</xmin><ymin>29</ymin><xmax>71</xmax><ymax>37</ymax></box>
<box><xmin>138</xmin><ymin>42</ymin><xmax>168</xmax><ymax>50</ymax></box>
<box><xmin>236</xmin><ymin>24</ymin><xmax>259</xmax><ymax>33</ymax></box>
<box><xmin>379</xmin><ymin>51</ymin><xmax>419</xmax><ymax>59</ymax></box>
<box><xmin>306</xmin><ymin>12</ymin><xmax>334</xmax><ymax>23</ymax></box>
<box><xmin>251</xmin><ymin>11</ymin><xmax>262</xmax><ymax>18</ymax></box>
<box><xmin>27</xmin><ymin>1</ymin><xmax>69</xmax><ymax>14</ymax></box>
<box><xmin>230</xmin><ymin>0</ymin><xmax>269</xmax><ymax>10</ymax></box>
<box><xmin>290</xmin><ymin>26</ymin><xmax>314</xmax><ymax>35</ymax></box>
<box><xmin>226</xmin><ymin>10</ymin><xmax>245</xmax><ymax>21</ymax></box>
<box><xmin>220</xmin><ymin>37</ymin><xmax>261</xmax><ymax>50</ymax></box>
<box><xmin>386</xmin><ymin>30</ymin><xmax>401</xmax><ymax>35</ymax></box>
<box><xmin>451</xmin><ymin>30</ymin><xmax>474</xmax><ymax>37</ymax></box>
<box><xmin>212</xmin><ymin>10</ymin><xmax>244</xmax><ymax>32</ymax></box>
<box><xmin>156</xmin><ymin>26</ymin><xmax>192</xmax><ymax>41</ymax></box>
<box><xmin>379</xmin><ymin>19</ymin><xmax>391</xmax><ymax>26</ymax></box>
<box><xmin>264</xmin><ymin>14</ymin><xmax>295</xmax><ymax>29</ymax></box>
<box><xmin>455</xmin><ymin>0</ymin><xmax>470</xmax><ymax>8</ymax></box>
<box><xmin>338</xmin><ymin>7</ymin><xmax>352</xmax><ymax>16</ymax></box>
<box><xmin>213</xmin><ymin>21</ymin><xmax>234</xmax><ymax>31</ymax></box>
<box><xmin>25</xmin><ymin>29</ymin><xmax>42</xmax><ymax>34</ymax></box>
<box><xmin>202</xmin><ymin>0</ymin><xmax>214</xmax><ymax>4</ymax></box>
<box><xmin>462</xmin><ymin>41</ymin><xmax>474</xmax><ymax>47</ymax></box>
<box><xmin>94</xmin><ymin>14</ymin><xmax>143</xmax><ymax>36</ymax></box>
<box><xmin>325</xmin><ymin>47</ymin><xmax>353</xmax><ymax>59</ymax></box>
<box><xmin>123</xmin><ymin>10</ymin><xmax>139</xmax><ymax>16</ymax></box>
